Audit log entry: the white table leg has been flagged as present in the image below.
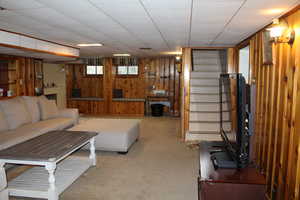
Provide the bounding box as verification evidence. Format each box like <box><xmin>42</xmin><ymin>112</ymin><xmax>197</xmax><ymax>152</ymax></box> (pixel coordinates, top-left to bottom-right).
<box><xmin>89</xmin><ymin>137</ymin><xmax>97</xmax><ymax>166</ymax></box>
<box><xmin>0</xmin><ymin>189</ymin><xmax>8</xmax><ymax>200</ymax></box>
<box><xmin>46</xmin><ymin>163</ymin><xmax>58</xmax><ymax>200</ymax></box>
<box><xmin>0</xmin><ymin>162</ymin><xmax>7</xmax><ymax>191</ymax></box>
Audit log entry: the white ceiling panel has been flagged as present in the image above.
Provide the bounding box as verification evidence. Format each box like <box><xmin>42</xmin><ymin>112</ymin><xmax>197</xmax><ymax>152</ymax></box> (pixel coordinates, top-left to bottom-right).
<box><xmin>35</xmin><ymin>0</ymin><xmax>146</xmax><ymax>50</ymax></box>
<box><xmin>190</xmin><ymin>0</ymin><xmax>245</xmax><ymax>46</ymax></box>
<box><xmin>89</xmin><ymin>0</ymin><xmax>167</xmax><ymax>50</ymax></box>
<box><xmin>141</xmin><ymin>0</ymin><xmax>192</xmax><ymax>46</ymax></box>
<box><xmin>0</xmin><ymin>0</ymin><xmax>298</xmax><ymax>58</ymax></box>
<box><xmin>0</xmin><ymin>0</ymin><xmax>45</xmax><ymax>10</ymax></box>
<box><xmin>212</xmin><ymin>0</ymin><xmax>299</xmax><ymax>45</ymax></box>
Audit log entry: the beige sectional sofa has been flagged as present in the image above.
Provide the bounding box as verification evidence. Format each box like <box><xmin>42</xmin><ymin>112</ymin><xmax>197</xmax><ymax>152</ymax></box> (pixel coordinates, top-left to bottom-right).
<box><xmin>0</xmin><ymin>96</ymin><xmax>79</xmax><ymax>151</ymax></box>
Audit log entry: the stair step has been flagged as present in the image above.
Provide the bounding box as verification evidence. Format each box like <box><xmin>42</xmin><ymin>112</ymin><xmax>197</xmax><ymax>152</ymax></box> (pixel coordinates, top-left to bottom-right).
<box><xmin>190</xmin><ymin>79</ymin><xmax>219</xmax><ymax>86</ymax></box>
<box><xmin>190</xmin><ymin>93</ymin><xmax>225</xmax><ymax>102</ymax></box>
<box><xmin>190</xmin><ymin>101</ymin><xmax>227</xmax><ymax>104</ymax></box>
<box><xmin>191</xmin><ymin>71</ymin><xmax>220</xmax><ymax>78</ymax></box>
<box><xmin>189</xmin><ymin>121</ymin><xmax>231</xmax><ymax>132</ymax></box>
<box><xmin>193</xmin><ymin>64</ymin><xmax>221</xmax><ymax>72</ymax></box>
<box><xmin>193</xmin><ymin>58</ymin><xmax>220</xmax><ymax>65</ymax></box>
<box><xmin>191</xmin><ymin>77</ymin><xmax>219</xmax><ymax>79</ymax></box>
<box><xmin>190</xmin><ymin>92</ymin><xmax>225</xmax><ymax>95</ymax></box>
<box><xmin>191</xmin><ymin>85</ymin><xmax>219</xmax><ymax>87</ymax></box>
<box><xmin>190</xmin><ymin>110</ymin><xmax>230</xmax><ymax>113</ymax></box>
<box><xmin>190</xmin><ymin>120</ymin><xmax>231</xmax><ymax>123</ymax></box>
<box><xmin>190</xmin><ymin>111</ymin><xmax>230</xmax><ymax>121</ymax></box>
<box><xmin>190</xmin><ymin>86</ymin><xmax>219</xmax><ymax>94</ymax></box>
<box><xmin>192</xmin><ymin>51</ymin><xmax>219</xmax><ymax>58</ymax></box>
<box><xmin>190</xmin><ymin>102</ymin><xmax>229</xmax><ymax>112</ymax></box>
<box><xmin>192</xmin><ymin>69</ymin><xmax>220</xmax><ymax>73</ymax></box>
<box><xmin>189</xmin><ymin>131</ymin><xmax>220</xmax><ymax>135</ymax></box>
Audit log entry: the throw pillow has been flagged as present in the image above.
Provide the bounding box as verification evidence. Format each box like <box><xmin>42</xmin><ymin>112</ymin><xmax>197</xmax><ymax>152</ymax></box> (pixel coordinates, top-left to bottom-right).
<box><xmin>0</xmin><ymin>108</ymin><xmax>9</xmax><ymax>132</ymax></box>
<box><xmin>39</xmin><ymin>98</ymin><xmax>59</xmax><ymax>120</ymax></box>
<box><xmin>0</xmin><ymin>97</ymin><xmax>32</xmax><ymax>130</ymax></box>
<box><xmin>22</xmin><ymin>96</ymin><xmax>40</xmax><ymax>123</ymax></box>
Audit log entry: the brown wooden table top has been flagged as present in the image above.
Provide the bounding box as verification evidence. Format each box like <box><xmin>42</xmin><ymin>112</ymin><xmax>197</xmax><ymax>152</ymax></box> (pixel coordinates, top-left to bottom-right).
<box><xmin>0</xmin><ymin>131</ymin><xmax>98</xmax><ymax>162</ymax></box>
<box><xmin>199</xmin><ymin>141</ymin><xmax>266</xmax><ymax>185</ymax></box>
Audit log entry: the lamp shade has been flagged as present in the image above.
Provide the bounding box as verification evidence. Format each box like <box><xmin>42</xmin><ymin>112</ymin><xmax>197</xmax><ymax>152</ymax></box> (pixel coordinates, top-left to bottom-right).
<box><xmin>269</xmin><ymin>26</ymin><xmax>285</xmax><ymax>38</ymax></box>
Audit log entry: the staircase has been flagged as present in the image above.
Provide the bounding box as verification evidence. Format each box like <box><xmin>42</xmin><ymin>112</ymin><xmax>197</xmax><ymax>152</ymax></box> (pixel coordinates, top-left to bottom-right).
<box><xmin>187</xmin><ymin>50</ymin><xmax>230</xmax><ymax>141</ymax></box>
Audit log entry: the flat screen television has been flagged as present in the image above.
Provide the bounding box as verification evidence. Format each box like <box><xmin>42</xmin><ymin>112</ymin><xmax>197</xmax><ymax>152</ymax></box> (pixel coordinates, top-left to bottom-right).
<box><xmin>211</xmin><ymin>73</ymin><xmax>250</xmax><ymax>169</ymax></box>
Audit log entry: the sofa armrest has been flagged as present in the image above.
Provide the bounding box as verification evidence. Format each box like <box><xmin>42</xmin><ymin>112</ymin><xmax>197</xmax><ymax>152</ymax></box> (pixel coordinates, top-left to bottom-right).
<box><xmin>58</xmin><ymin>108</ymin><xmax>79</xmax><ymax>125</ymax></box>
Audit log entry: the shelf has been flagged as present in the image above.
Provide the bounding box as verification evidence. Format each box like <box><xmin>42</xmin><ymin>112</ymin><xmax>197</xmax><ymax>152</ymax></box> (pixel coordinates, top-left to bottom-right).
<box><xmin>8</xmin><ymin>155</ymin><xmax>91</xmax><ymax>199</ymax></box>
<box><xmin>112</xmin><ymin>98</ymin><xmax>145</xmax><ymax>102</ymax></box>
<box><xmin>69</xmin><ymin>97</ymin><xmax>104</xmax><ymax>101</ymax></box>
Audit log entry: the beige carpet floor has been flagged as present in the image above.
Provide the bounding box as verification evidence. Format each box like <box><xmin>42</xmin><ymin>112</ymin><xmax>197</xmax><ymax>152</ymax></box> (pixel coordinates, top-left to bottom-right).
<box><xmin>12</xmin><ymin>117</ymin><xmax>199</xmax><ymax>200</ymax></box>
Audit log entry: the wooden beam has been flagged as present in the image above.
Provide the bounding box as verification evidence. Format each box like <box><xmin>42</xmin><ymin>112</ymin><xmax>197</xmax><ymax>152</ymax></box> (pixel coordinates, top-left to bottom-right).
<box><xmin>181</xmin><ymin>48</ymin><xmax>192</xmax><ymax>140</ymax></box>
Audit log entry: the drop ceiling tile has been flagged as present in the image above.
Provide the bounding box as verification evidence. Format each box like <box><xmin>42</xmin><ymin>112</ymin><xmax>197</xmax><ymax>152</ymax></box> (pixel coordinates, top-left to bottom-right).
<box><xmin>212</xmin><ymin>0</ymin><xmax>299</xmax><ymax>45</ymax></box>
<box><xmin>141</xmin><ymin>0</ymin><xmax>192</xmax><ymax>46</ymax></box>
<box><xmin>0</xmin><ymin>0</ymin><xmax>45</xmax><ymax>10</ymax></box>
<box><xmin>0</xmin><ymin>0</ymin><xmax>298</xmax><ymax>57</ymax></box>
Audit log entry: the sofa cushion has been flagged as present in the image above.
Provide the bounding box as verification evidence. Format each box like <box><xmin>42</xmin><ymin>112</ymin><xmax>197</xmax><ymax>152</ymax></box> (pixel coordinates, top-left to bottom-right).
<box><xmin>39</xmin><ymin>98</ymin><xmax>59</xmax><ymax>120</ymax></box>
<box><xmin>0</xmin><ymin>108</ymin><xmax>9</xmax><ymax>132</ymax></box>
<box><xmin>0</xmin><ymin>97</ymin><xmax>32</xmax><ymax>130</ymax></box>
<box><xmin>0</xmin><ymin>117</ymin><xmax>74</xmax><ymax>151</ymax></box>
<box><xmin>22</xmin><ymin>96</ymin><xmax>40</xmax><ymax>123</ymax></box>
<box><xmin>0</xmin><ymin>125</ymin><xmax>41</xmax><ymax>151</ymax></box>
<box><xmin>25</xmin><ymin>117</ymin><xmax>74</xmax><ymax>134</ymax></box>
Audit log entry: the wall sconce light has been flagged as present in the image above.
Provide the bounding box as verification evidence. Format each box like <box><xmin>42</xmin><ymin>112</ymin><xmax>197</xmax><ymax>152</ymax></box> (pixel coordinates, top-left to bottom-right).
<box><xmin>267</xmin><ymin>19</ymin><xmax>295</xmax><ymax>45</ymax></box>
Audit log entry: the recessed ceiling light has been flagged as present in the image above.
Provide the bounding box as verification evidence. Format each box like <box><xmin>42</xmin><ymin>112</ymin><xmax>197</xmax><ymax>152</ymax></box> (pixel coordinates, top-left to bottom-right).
<box><xmin>161</xmin><ymin>51</ymin><xmax>182</xmax><ymax>55</ymax></box>
<box><xmin>113</xmin><ymin>53</ymin><xmax>131</xmax><ymax>57</ymax></box>
<box><xmin>139</xmin><ymin>47</ymin><xmax>152</xmax><ymax>50</ymax></box>
<box><xmin>77</xmin><ymin>43</ymin><xmax>103</xmax><ymax>47</ymax></box>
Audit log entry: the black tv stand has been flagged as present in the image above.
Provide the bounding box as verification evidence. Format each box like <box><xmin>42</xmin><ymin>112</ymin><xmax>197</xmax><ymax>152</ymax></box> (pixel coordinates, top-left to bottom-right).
<box><xmin>198</xmin><ymin>141</ymin><xmax>266</xmax><ymax>200</ymax></box>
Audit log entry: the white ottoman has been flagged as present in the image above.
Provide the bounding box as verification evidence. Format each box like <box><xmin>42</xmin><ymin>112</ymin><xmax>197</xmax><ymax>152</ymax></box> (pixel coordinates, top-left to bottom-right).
<box><xmin>69</xmin><ymin>118</ymin><xmax>140</xmax><ymax>153</ymax></box>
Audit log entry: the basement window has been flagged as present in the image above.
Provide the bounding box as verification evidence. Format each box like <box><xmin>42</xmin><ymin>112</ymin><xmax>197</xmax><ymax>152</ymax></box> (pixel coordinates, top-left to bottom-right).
<box><xmin>238</xmin><ymin>45</ymin><xmax>250</xmax><ymax>83</ymax></box>
<box><xmin>86</xmin><ymin>65</ymin><xmax>103</xmax><ymax>75</ymax></box>
<box><xmin>117</xmin><ymin>65</ymin><xmax>138</xmax><ymax>75</ymax></box>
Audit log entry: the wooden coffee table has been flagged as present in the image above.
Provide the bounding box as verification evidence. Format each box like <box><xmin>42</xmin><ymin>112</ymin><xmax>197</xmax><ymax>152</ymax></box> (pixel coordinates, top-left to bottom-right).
<box><xmin>0</xmin><ymin>130</ymin><xmax>98</xmax><ymax>200</ymax></box>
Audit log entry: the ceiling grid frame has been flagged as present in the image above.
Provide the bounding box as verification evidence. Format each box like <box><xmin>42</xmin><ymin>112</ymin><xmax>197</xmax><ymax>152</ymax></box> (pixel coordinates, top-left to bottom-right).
<box><xmin>34</xmin><ymin>0</ymin><xmax>139</xmax><ymax>55</ymax></box>
<box><xmin>138</xmin><ymin>0</ymin><xmax>171</xmax><ymax>50</ymax></box>
<box><xmin>87</xmin><ymin>0</ymin><xmax>152</xmax><ymax>53</ymax></box>
<box><xmin>0</xmin><ymin>0</ymin><xmax>298</xmax><ymax>58</ymax></box>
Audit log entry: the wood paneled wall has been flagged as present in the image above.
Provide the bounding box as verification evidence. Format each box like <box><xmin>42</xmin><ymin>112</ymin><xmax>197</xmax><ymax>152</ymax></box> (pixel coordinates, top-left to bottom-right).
<box><xmin>112</xmin><ymin>60</ymin><xmax>145</xmax><ymax>99</ymax></box>
<box><xmin>66</xmin><ymin>57</ymin><xmax>181</xmax><ymax>116</ymax></box>
<box><xmin>227</xmin><ymin>47</ymin><xmax>238</xmax><ymax>73</ymax></box>
<box><xmin>144</xmin><ymin>57</ymin><xmax>180</xmax><ymax>115</ymax></box>
<box><xmin>0</xmin><ymin>55</ymin><xmax>43</xmax><ymax>98</ymax></box>
<box><xmin>236</xmin><ymin>8</ymin><xmax>300</xmax><ymax>200</ymax></box>
<box><xmin>66</xmin><ymin>64</ymin><xmax>103</xmax><ymax>98</ymax></box>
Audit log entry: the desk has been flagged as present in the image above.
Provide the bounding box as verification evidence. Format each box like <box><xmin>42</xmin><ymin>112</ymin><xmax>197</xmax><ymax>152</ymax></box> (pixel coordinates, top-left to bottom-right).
<box><xmin>146</xmin><ymin>96</ymin><xmax>170</xmax><ymax>115</ymax></box>
<box><xmin>198</xmin><ymin>141</ymin><xmax>266</xmax><ymax>200</ymax></box>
